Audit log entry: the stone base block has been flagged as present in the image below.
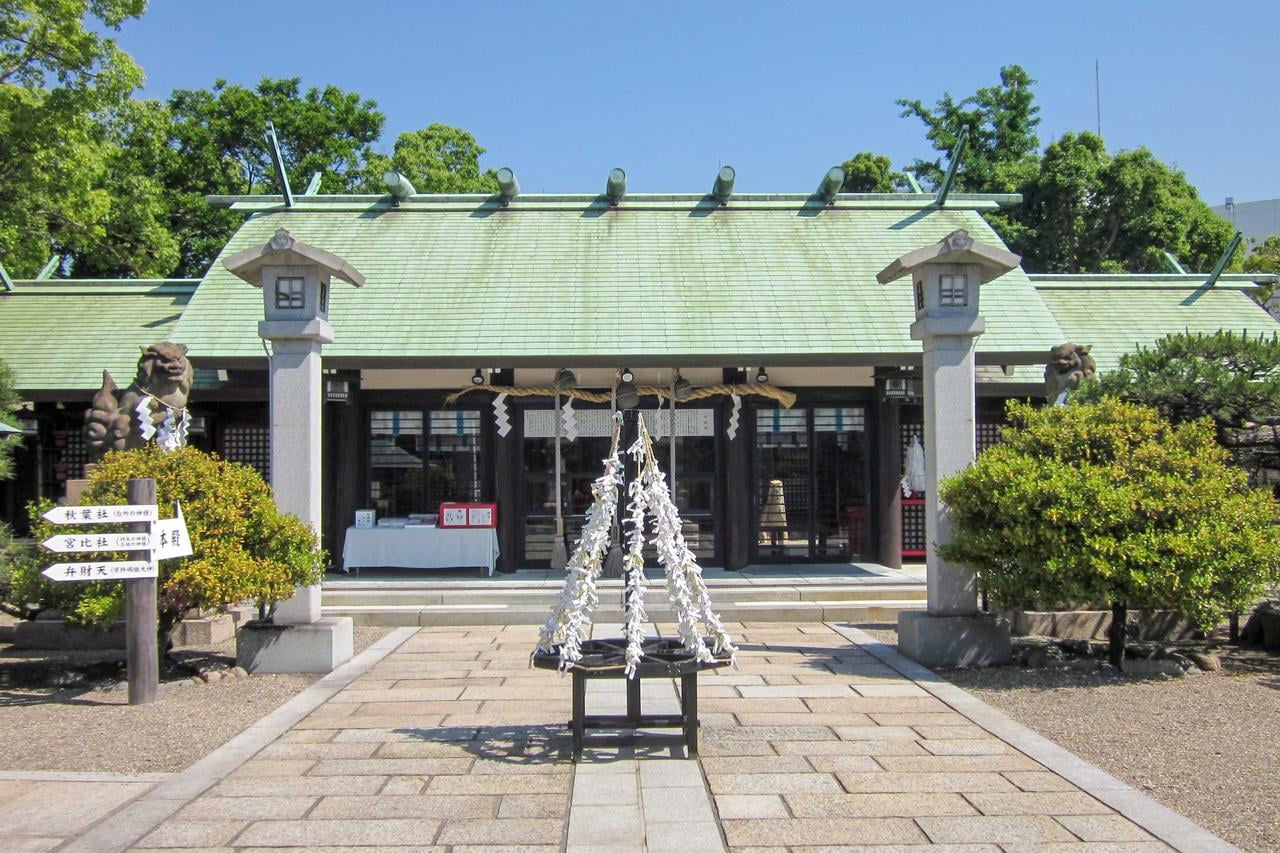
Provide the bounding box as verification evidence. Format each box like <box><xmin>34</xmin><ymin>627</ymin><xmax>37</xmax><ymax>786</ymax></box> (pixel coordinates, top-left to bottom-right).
<box><xmin>13</xmin><ymin>620</ymin><xmax>125</xmax><ymax>650</ymax></box>
<box><xmin>236</xmin><ymin>616</ymin><xmax>353</xmax><ymax>674</ymax></box>
<box><xmin>1013</xmin><ymin>609</ymin><xmax>1197</xmax><ymax>642</ymax></box>
<box><xmin>172</xmin><ymin>606</ymin><xmax>252</xmax><ymax>647</ymax></box>
<box><xmin>897</xmin><ymin>611</ymin><xmax>1011</xmax><ymax>667</ymax></box>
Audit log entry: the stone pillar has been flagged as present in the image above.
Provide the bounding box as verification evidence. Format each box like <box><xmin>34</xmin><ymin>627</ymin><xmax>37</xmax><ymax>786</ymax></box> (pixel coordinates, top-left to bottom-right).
<box><xmin>874</xmin><ymin>385</ymin><xmax>902</xmax><ymax>570</ymax></box>
<box><xmin>268</xmin><ymin>338</ymin><xmax>325</xmax><ymax>624</ymax></box>
<box><xmin>920</xmin><ymin>334</ymin><xmax>978</xmax><ymax>615</ymax></box>
<box><xmin>877</xmin><ymin>230</ymin><xmax>1019</xmax><ymax>667</ymax></box>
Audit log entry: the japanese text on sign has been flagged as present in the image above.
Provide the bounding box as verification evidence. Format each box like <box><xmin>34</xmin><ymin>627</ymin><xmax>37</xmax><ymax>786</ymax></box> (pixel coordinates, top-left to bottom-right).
<box><xmin>41</xmin><ymin>505</ymin><xmax>159</xmax><ymax>524</ymax></box>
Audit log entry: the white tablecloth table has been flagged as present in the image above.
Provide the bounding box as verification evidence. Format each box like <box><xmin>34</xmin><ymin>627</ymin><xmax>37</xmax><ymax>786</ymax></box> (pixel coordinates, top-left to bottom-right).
<box><xmin>342</xmin><ymin>526</ymin><xmax>499</xmax><ymax>576</ymax></box>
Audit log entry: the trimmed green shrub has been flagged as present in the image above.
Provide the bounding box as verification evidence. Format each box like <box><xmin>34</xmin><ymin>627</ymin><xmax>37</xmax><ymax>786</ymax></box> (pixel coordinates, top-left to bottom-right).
<box><xmin>9</xmin><ymin>446</ymin><xmax>325</xmax><ymax>641</ymax></box>
<box><xmin>939</xmin><ymin>398</ymin><xmax>1280</xmax><ymax>664</ymax></box>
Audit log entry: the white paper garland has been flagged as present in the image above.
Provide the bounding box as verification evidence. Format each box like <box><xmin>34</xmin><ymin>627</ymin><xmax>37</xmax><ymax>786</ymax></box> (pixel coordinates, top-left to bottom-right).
<box><xmin>535</xmin><ymin>413</ymin><xmax>624</xmax><ymax>669</ymax></box>
<box><xmin>622</xmin><ymin>438</ymin><xmax>650</xmax><ymax>676</ymax></box>
<box><xmin>536</xmin><ymin>412</ymin><xmax>736</xmax><ymax>677</ymax></box>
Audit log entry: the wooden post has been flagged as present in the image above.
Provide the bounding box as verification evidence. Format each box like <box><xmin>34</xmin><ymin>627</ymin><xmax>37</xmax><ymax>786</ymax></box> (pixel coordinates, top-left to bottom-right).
<box><xmin>875</xmin><ymin>387</ymin><xmax>903</xmax><ymax>570</ymax></box>
<box><xmin>126</xmin><ymin>477</ymin><xmax>159</xmax><ymax>705</ymax></box>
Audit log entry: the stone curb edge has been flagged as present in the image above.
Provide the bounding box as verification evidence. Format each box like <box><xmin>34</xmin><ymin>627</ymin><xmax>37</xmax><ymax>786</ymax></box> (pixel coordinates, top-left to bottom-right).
<box><xmin>54</xmin><ymin>625</ymin><xmax>421</xmax><ymax>853</ymax></box>
<box><xmin>825</xmin><ymin>622</ymin><xmax>1239</xmax><ymax>853</ymax></box>
<box><xmin>0</xmin><ymin>770</ymin><xmax>173</xmax><ymax>784</ymax></box>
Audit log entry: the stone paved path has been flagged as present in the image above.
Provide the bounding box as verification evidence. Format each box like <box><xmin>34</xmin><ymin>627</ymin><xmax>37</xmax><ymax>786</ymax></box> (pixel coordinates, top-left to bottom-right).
<box><xmin>63</xmin><ymin>620</ymin><xmax>1230</xmax><ymax>851</ymax></box>
<box><xmin>0</xmin><ymin>771</ymin><xmax>168</xmax><ymax>851</ymax></box>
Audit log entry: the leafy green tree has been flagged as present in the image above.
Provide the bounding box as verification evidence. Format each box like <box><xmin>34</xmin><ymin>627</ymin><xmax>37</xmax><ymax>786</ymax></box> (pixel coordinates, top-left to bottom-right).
<box><xmin>61</xmin><ymin>98</ymin><xmax>180</xmax><ymax>277</ymax></box>
<box><xmin>0</xmin><ymin>358</ymin><xmax>20</xmax><ymax>480</ymax></box>
<box><xmin>0</xmin><ymin>0</ymin><xmax>161</xmax><ymax>277</ymax></box>
<box><xmin>9</xmin><ymin>446</ymin><xmax>325</xmax><ymax>641</ymax></box>
<box><xmin>1243</xmin><ymin>235</ymin><xmax>1280</xmax><ymax>275</ymax></box>
<box><xmin>840</xmin><ymin>152</ymin><xmax>905</xmax><ymax>193</ymax></box>
<box><xmin>0</xmin><ymin>0</ymin><xmax>144</xmax><ymax>92</ymax></box>
<box><xmin>163</xmin><ymin>77</ymin><xmax>385</xmax><ymax>275</ymax></box>
<box><xmin>1076</xmin><ymin>331</ymin><xmax>1280</xmax><ymax>481</ymax></box>
<box><xmin>1012</xmin><ymin>133</ymin><xmax>1238</xmax><ymax>273</ymax></box>
<box><xmin>940</xmin><ymin>399</ymin><xmax>1280</xmax><ymax>666</ymax></box>
<box><xmin>897</xmin><ymin>65</ymin><xmax>1041</xmax><ymax>194</ymax></box>
<box><xmin>359</xmin><ymin>123</ymin><xmax>498</xmax><ymax>194</ymax></box>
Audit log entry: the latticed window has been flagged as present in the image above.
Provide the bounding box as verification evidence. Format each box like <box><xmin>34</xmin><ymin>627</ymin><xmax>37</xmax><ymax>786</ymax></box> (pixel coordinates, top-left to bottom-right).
<box><xmin>938</xmin><ymin>274</ymin><xmax>967</xmax><ymax>307</ymax></box>
<box><xmin>222</xmin><ymin>427</ymin><xmax>270</xmax><ymax>479</ymax></box>
<box><xmin>274</xmin><ymin>277</ymin><xmax>304</xmax><ymax>309</ymax></box>
<box><xmin>50</xmin><ymin>429</ymin><xmax>88</xmax><ymax>483</ymax></box>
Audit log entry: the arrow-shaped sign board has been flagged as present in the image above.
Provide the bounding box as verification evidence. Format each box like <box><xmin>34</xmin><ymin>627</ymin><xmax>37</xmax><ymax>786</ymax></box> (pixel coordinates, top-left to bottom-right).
<box><xmin>42</xmin><ymin>505</ymin><xmax>158</xmax><ymax>525</ymax></box>
<box><xmin>42</xmin><ymin>532</ymin><xmax>152</xmax><ymax>553</ymax></box>
<box><xmin>153</xmin><ymin>503</ymin><xmax>193</xmax><ymax>560</ymax></box>
<box><xmin>42</xmin><ymin>561</ymin><xmax>157</xmax><ymax>582</ymax></box>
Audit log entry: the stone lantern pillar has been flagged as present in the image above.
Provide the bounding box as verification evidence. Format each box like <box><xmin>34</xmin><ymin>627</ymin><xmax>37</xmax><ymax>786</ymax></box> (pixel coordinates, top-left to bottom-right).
<box><xmin>876</xmin><ymin>229</ymin><xmax>1019</xmax><ymax>666</ymax></box>
<box><xmin>223</xmin><ymin>228</ymin><xmax>365</xmax><ymax>672</ymax></box>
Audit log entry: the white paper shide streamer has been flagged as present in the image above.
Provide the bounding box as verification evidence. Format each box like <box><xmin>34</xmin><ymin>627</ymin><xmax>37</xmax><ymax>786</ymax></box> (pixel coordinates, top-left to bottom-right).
<box><xmin>622</xmin><ymin>436</ymin><xmax>650</xmax><ymax>675</ymax></box>
<box><xmin>562</xmin><ymin>397</ymin><xmax>578</xmax><ymax>442</ymax></box>
<box><xmin>536</xmin><ymin>412</ymin><xmax>736</xmax><ymax>678</ymax></box>
<box><xmin>726</xmin><ymin>394</ymin><xmax>742</xmax><ymax>440</ymax></box>
<box><xmin>493</xmin><ymin>393</ymin><xmax>511</xmax><ymax>437</ymax></box>
<box><xmin>136</xmin><ymin>395</ymin><xmax>187</xmax><ymax>451</ymax></box>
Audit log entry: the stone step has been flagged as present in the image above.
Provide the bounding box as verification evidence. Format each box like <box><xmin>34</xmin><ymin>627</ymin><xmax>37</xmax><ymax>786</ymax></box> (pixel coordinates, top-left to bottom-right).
<box><xmin>320</xmin><ymin>584</ymin><xmax>927</xmax><ymax>608</ymax></box>
<box><xmin>321</xmin><ymin>599</ymin><xmax>925</xmax><ymax>627</ymax></box>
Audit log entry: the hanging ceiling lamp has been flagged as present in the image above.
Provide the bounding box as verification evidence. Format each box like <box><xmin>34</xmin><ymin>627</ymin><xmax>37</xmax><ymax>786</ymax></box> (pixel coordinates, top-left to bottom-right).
<box><xmin>471</xmin><ymin>368</ymin><xmax>485</xmax><ymax>385</ymax></box>
<box><xmin>555</xmin><ymin>368</ymin><xmax>577</xmax><ymax>392</ymax></box>
<box><xmin>673</xmin><ymin>373</ymin><xmax>693</xmax><ymax>401</ymax></box>
<box><xmin>616</xmin><ymin>374</ymin><xmax>640</xmax><ymax>409</ymax></box>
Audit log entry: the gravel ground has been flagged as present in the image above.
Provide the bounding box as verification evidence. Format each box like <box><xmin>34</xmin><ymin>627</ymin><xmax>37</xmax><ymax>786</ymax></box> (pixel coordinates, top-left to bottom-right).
<box><xmin>852</xmin><ymin>620</ymin><xmax>1280</xmax><ymax>852</ymax></box>
<box><xmin>0</xmin><ymin>625</ymin><xmax>391</xmax><ymax>774</ymax></box>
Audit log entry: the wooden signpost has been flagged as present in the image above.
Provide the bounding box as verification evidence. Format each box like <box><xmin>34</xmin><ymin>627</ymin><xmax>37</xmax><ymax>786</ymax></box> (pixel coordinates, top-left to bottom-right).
<box><xmin>39</xmin><ymin>478</ymin><xmax>190</xmax><ymax>705</ymax></box>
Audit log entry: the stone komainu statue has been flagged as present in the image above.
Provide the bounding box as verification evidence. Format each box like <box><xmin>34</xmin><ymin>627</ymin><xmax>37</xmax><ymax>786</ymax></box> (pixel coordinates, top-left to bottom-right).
<box><xmin>83</xmin><ymin>342</ymin><xmax>194</xmax><ymax>461</ymax></box>
<box><xmin>1044</xmin><ymin>343</ymin><xmax>1096</xmax><ymax>403</ymax></box>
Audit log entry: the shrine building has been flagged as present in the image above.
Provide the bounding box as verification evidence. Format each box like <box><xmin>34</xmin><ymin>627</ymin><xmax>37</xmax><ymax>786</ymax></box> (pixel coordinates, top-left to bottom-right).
<box><xmin>0</xmin><ymin>169</ymin><xmax>1275</xmax><ymax>575</ymax></box>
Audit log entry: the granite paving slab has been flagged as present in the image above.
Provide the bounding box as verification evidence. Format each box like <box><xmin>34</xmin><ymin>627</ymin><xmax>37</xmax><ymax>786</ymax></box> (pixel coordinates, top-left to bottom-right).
<box><xmin>54</xmin><ymin>619</ymin><xmax>1233</xmax><ymax>852</ymax></box>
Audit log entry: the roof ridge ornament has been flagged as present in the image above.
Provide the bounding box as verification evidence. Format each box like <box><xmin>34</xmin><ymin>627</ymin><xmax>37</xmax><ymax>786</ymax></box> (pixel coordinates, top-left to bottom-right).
<box><xmin>269</xmin><ymin>229</ymin><xmax>294</xmax><ymax>251</ymax></box>
<box><xmin>943</xmin><ymin>229</ymin><xmax>974</xmax><ymax>252</ymax></box>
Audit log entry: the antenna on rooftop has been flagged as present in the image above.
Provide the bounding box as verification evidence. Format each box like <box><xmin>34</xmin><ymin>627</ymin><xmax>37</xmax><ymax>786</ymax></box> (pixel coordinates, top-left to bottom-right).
<box><xmin>304</xmin><ymin>172</ymin><xmax>323</xmax><ymax>196</ymax></box>
<box><xmin>905</xmin><ymin>173</ymin><xmax>924</xmax><ymax>194</ymax></box>
<box><xmin>1095</xmin><ymin>58</ymin><xmax>1102</xmax><ymax>138</ymax></box>
<box><xmin>264</xmin><ymin>121</ymin><xmax>294</xmax><ymax>207</ymax></box>
<box><xmin>0</xmin><ymin>260</ymin><xmax>13</xmax><ymax>292</ymax></box>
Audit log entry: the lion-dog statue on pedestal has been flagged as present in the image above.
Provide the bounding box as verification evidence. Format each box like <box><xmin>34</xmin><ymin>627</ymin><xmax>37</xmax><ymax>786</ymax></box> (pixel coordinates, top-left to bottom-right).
<box><xmin>83</xmin><ymin>342</ymin><xmax>193</xmax><ymax>461</ymax></box>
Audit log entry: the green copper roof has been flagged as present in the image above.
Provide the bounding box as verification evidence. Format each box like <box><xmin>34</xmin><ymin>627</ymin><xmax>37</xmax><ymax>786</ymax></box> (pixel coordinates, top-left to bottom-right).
<box><xmin>1032</xmin><ymin>275</ymin><xmax>1279</xmax><ymax>375</ymax></box>
<box><xmin>0</xmin><ymin>280</ymin><xmax>196</xmax><ymax>392</ymax></box>
<box><xmin>174</xmin><ymin>196</ymin><xmax>1062</xmax><ymax>366</ymax></box>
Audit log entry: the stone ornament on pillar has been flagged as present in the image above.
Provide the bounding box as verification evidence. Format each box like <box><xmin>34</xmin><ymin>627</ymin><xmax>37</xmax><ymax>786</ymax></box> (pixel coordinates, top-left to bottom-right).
<box><xmin>222</xmin><ymin>228</ymin><xmax>365</xmax><ymax>673</ymax></box>
<box><xmin>877</xmin><ymin>229</ymin><xmax>1020</xmax><ymax>667</ymax></box>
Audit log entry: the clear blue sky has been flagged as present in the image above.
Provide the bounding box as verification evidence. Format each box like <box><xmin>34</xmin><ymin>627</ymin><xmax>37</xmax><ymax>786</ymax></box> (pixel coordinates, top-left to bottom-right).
<box><xmin>115</xmin><ymin>1</ymin><xmax>1279</xmax><ymax>204</ymax></box>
